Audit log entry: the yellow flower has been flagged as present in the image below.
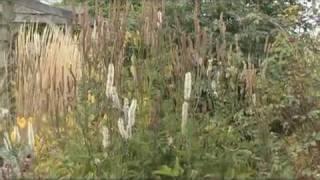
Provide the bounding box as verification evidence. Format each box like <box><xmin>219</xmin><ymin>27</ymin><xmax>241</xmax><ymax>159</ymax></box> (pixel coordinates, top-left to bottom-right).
<box><xmin>17</xmin><ymin>117</ymin><xmax>27</xmax><ymax>129</ymax></box>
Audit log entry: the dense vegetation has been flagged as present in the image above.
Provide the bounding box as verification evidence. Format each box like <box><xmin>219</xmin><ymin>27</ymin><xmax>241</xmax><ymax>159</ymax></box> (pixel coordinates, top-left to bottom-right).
<box><xmin>0</xmin><ymin>0</ymin><xmax>319</xmax><ymax>179</ymax></box>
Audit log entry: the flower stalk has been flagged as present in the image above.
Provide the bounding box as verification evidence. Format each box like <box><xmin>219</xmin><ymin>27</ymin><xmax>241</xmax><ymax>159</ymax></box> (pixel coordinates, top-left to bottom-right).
<box><xmin>182</xmin><ymin>72</ymin><xmax>192</xmax><ymax>135</ymax></box>
<box><xmin>118</xmin><ymin>99</ymin><xmax>137</xmax><ymax>140</ymax></box>
<box><xmin>27</xmin><ymin>121</ymin><xmax>35</xmax><ymax>149</ymax></box>
<box><xmin>106</xmin><ymin>63</ymin><xmax>115</xmax><ymax>98</ymax></box>
<box><xmin>101</xmin><ymin>126</ymin><xmax>110</xmax><ymax>148</ymax></box>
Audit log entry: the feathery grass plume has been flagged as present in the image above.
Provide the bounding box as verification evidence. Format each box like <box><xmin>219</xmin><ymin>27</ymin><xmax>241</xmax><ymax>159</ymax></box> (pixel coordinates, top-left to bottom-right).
<box><xmin>101</xmin><ymin>126</ymin><xmax>110</xmax><ymax>148</ymax></box>
<box><xmin>27</xmin><ymin>121</ymin><xmax>35</xmax><ymax>150</ymax></box>
<box><xmin>3</xmin><ymin>132</ymin><xmax>12</xmax><ymax>151</ymax></box>
<box><xmin>16</xmin><ymin>25</ymin><xmax>81</xmax><ymax>117</ymax></box>
<box><xmin>240</xmin><ymin>61</ymin><xmax>256</xmax><ymax>100</ymax></box>
<box><xmin>184</xmin><ymin>72</ymin><xmax>192</xmax><ymax>100</ymax></box>
<box><xmin>182</xmin><ymin>72</ymin><xmax>192</xmax><ymax>135</ymax></box>
<box><xmin>106</xmin><ymin>63</ymin><xmax>115</xmax><ymax>98</ymax></box>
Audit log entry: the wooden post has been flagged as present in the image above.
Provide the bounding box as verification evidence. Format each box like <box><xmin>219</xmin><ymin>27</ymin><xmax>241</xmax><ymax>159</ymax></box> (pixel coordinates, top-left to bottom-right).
<box><xmin>0</xmin><ymin>0</ymin><xmax>15</xmax><ymax>121</ymax></box>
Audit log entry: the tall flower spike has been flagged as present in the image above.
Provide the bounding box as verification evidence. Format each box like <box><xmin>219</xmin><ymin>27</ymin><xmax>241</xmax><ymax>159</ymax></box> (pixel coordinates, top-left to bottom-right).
<box><xmin>123</xmin><ymin>98</ymin><xmax>129</xmax><ymax>109</ymax></box>
<box><xmin>106</xmin><ymin>63</ymin><xmax>115</xmax><ymax>98</ymax></box>
<box><xmin>184</xmin><ymin>72</ymin><xmax>192</xmax><ymax>100</ymax></box>
<box><xmin>101</xmin><ymin>126</ymin><xmax>110</xmax><ymax>148</ymax></box>
<box><xmin>123</xmin><ymin>98</ymin><xmax>129</xmax><ymax>124</ymax></box>
<box><xmin>181</xmin><ymin>102</ymin><xmax>189</xmax><ymax>135</ymax></box>
<box><xmin>182</xmin><ymin>72</ymin><xmax>192</xmax><ymax>135</ymax></box>
<box><xmin>157</xmin><ymin>10</ymin><xmax>163</xmax><ymax>28</ymax></box>
<box><xmin>118</xmin><ymin>98</ymin><xmax>138</xmax><ymax>140</ymax></box>
<box><xmin>118</xmin><ymin>118</ymin><xmax>129</xmax><ymax>140</ymax></box>
<box><xmin>127</xmin><ymin>99</ymin><xmax>137</xmax><ymax>137</ymax></box>
<box><xmin>111</xmin><ymin>86</ymin><xmax>121</xmax><ymax>109</ymax></box>
<box><xmin>28</xmin><ymin>121</ymin><xmax>35</xmax><ymax>149</ymax></box>
<box><xmin>130</xmin><ymin>55</ymin><xmax>138</xmax><ymax>82</ymax></box>
<box><xmin>128</xmin><ymin>99</ymin><xmax>137</xmax><ymax>128</ymax></box>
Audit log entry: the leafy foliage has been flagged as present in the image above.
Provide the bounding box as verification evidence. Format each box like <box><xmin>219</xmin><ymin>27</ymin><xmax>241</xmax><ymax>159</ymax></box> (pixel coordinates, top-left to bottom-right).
<box><xmin>3</xmin><ymin>0</ymin><xmax>320</xmax><ymax>179</ymax></box>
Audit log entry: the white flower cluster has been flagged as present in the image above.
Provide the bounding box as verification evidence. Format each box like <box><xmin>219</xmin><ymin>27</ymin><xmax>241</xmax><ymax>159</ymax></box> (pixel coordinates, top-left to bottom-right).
<box><xmin>101</xmin><ymin>126</ymin><xmax>110</xmax><ymax>148</ymax></box>
<box><xmin>105</xmin><ymin>63</ymin><xmax>121</xmax><ymax>109</ymax></box>
<box><xmin>182</xmin><ymin>72</ymin><xmax>192</xmax><ymax>135</ymax></box>
<box><xmin>118</xmin><ymin>99</ymin><xmax>137</xmax><ymax>140</ymax></box>
<box><xmin>105</xmin><ymin>63</ymin><xmax>138</xmax><ymax>141</ymax></box>
<box><xmin>0</xmin><ymin>108</ymin><xmax>9</xmax><ymax>119</ymax></box>
<box><xmin>157</xmin><ymin>10</ymin><xmax>163</xmax><ymax>28</ymax></box>
<box><xmin>106</xmin><ymin>63</ymin><xmax>115</xmax><ymax>98</ymax></box>
<box><xmin>28</xmin><ymin>121</ymin><xmax>35</xmax><ymax>149</ymax></box>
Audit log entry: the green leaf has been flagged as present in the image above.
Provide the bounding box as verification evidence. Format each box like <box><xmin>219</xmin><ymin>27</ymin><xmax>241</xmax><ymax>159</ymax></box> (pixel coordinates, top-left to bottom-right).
<box><xmin>152</xmin><ymin>157</ymin><xmax>184</xmax><ymax>177</ymax></box>
<box><xmin>153</xmin><ymin>165</ymin><xmax>179</xmax><ymax>177</ymax></box>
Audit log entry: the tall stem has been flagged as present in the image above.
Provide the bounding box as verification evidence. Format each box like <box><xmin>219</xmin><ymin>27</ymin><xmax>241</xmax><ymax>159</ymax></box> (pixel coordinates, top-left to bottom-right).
<box><xmin>194</xmin><ymin>0</ymin><xmax>201</xmax><ymax>51</ymax></box>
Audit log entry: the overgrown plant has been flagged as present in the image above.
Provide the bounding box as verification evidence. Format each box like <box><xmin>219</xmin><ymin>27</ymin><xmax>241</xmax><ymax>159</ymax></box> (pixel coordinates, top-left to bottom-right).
<box><xmin>4</xmin><ymin>0</ymin><xmax>320</xmax><ymax>179</ymax></box>
<box><xmin>15</xmin><ymin>25</ymin><xmax>81</xmax><ymax>131</ymax></box>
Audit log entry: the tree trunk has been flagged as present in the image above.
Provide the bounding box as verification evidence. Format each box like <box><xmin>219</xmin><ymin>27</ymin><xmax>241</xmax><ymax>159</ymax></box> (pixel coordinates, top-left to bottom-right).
<box><xmin>0</xmin><ymin>0</ymin><xmax>15</xmax><ymax>123</ymax></box>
